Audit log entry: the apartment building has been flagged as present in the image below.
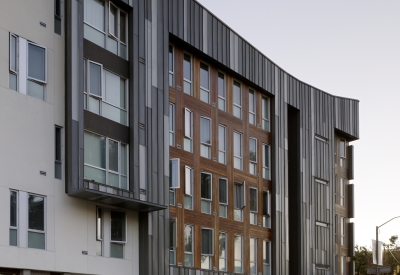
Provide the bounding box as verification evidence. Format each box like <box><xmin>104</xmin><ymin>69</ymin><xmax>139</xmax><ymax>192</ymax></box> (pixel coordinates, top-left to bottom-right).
<box><xmin>0</xmin><ymin>0</ymin><xmax>358</xmax><ymax>275</ymax></box>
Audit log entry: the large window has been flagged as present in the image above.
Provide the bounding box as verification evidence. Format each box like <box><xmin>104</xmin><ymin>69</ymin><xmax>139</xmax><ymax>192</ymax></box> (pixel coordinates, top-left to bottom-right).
<box><xmin>54</xmin><ymin>0</ymin><xmax>62</xmax><ymax>35</ymax></box>
<box><xmin>263</xmin><ymin>240</ymin><xmax>271</xmax><ymax>275</ymax></box>
<box><xmin>55</xmin><ymin>126</ymin><xmax>62</xmax><ymax>179</ymax></box>
<box><xmin>234</xmin><ymin>182</ymin><xmax>245</xmax><ymax>222</ymax></box>
<box><xmin>250</xmin><ymin>188</ymin><xmax>258</xmax><ymax>225</ymax></box>
<box><xmin>200</xmin><ymin>117</ymin><xmax>211</xmax><ymax>158</ymax></box>
<box><xmin>169</xmin><ymin>103</ymin><xmax>175</xmax><ymax>146</ymax></box>
<box><xmin>184</xmin><ymin>166</ymin><xmax>193</xmax><ymax>210</ymax></box>
<box><xmin>84</xmin><ymin>0</ymin><xmax>128</xmax><ymax>59</ymax></box>
<box><xmin>219</xmin><ymin>178</ymin><xmax>228</xmax><ymax>218</ymax></box>
<box><xmin>219</xmin><ymin>232</ymin><xmax>227</xmax><ymax>271</ymax></box>
<box><xmin>249</xmin><ymin>89</ymin><xmax>256</xmax><ymax>125</ymax></box>
<box><xmin>9</xmin><ymin>191</ymin><xmax>18</xmax><ymax>246</ymax></box>
<box><xmin>200</xmin><ymin>62</ymin><xmax>210</xmax><ymax>103</ymax></box>
<box><xmin>218</xmin><ymin>73</ymin><xmax>226</xmax><ymax>111</ymax></box>
<box><xmin>233</xmin><ymin>131</ymin><xmax>243</xmax><ymax>170</ymax></box>
<box><xmin>218</xmin><ymin>124</ymin><xmax>226</xmax><ymax>164</ymax></box>
<box><xmin>262</xmin><ymin>97</ymin><xmax>270</xmax><ymax>131</ymax></box>
<box><xmin>84</xmin><ymin>131</ymin><xmax>128</xmax><ymax>189</ymax></box>
<box><xmin>183</xmin><ymin>53</ymin><xmax>192</xmax><ymax>95</ymax></box>
<box><xmin>170</xmin><ymin>219</ymin><xmax>177</xmax><ymax>264</ymax></box>
<box><xmin>184</xmin><ymin>225</ymin><xmax>194</xmax><ymax>267</ymax></box>
<box><xmin>262</xmin><ymin>143</ymin><xmax>270</xmax><ymax>180</ymax></box>
<box><xmin>28</xmin><ymin>194</ymin><xmax>45</xmax><ymax>250</ymax></box>
<box><xmin>233</xmin><ymin>81</ymin><xmax>242</xmax><ymax>119</ymax></box>
<box><xmin>169</xmin><ymin>45</ymin><xmax>174</xmax><ymax>86</ymax></box>
<box><xmin>234</xmin><ymin>235</ymin><xmax>243</xmax><ymax>273</ymax></box>
<box><xmin>340</xmin><ymin>178</ymin><xmax>345</xmax><ymax>206</ymax></box>
<box><xmin>184</xmin><ymin>108</ymin><xmax>193</xmax><ymax>152</ymax></box>
<box><xmin>340</xmin><ymin>139</ymin><xmax>346</xmax><ymax>166</ymax></box>
<box><xmin>263</xmin><ymin>192</ymin><xmax>271</xmax><ymax>228</ymax></box>
<box><xmin>201</xmin><ymin>228</ymin><xmax>213</xmax><ymax>269</ymax></box>
<box><xmin>250</xmin><ymin>238</ymin><xmax>257</xmax><ymax>275</ymax></box>
<box><xmin>249</xmin><ymin>137</ymin><xmax>257</xmax><ymax>175</ymax></box>
<box><xmin>84</xmin><ymin>60</ymin><xmax>128</xmax><ymax>126</ymax></box>
<box><xmin>169</xmin><ymin>159</ymin><xmax>180</xmax><ymax>205</ymax></box>
<box><xmin>201</xmin><ymin>172</ymin><xmax>212</xmax><ymax>214</ymax></box>
<box><xmin>110</xmin><ymin>211</ymin><xmax>126</xmax><ymax>259</ymax></box>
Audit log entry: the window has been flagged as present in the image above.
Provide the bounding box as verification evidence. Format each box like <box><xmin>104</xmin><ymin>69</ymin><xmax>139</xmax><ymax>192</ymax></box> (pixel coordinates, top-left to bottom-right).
<box><xmin>218</xmin><ymin>73</ymin><xmax>226</xmax><ymax>111</ymax></box>
<box><xmin>84</xmin><ymin>60</ymin><xmax>128</xmax><ymax>125</ymax></box>
<box><xmin>184</xmin><ymin>166</ymin><xmax>193</xmax><ymax>210</ymax></box>
<box><xmin>169</xmin><ymin>103</ymin><xmax>175</xmax><ymax>146</ymax></box>
<box><xmin>55</xmin><ymin>126</ymin><xmax>62</xmax><ymax>179</ymax></box>
<box><xmin>27</xmin><ymin>42</ymin><xmax>47</xmax><ymax>100</ymax></box>
<box><xmin>84</xmin><ymin>0</ymin><xmax>128</xmax><ymax>59</ymax></box>
<box><xmin>183</xmin><ymin>53</ymin><xmax>192</xmax><ymax>95</ymax></box>
<box><xmin>219</xmin><ymin>232</ymin><xmax>227</xmax><ymax>271</ymax></box>
<box><xmin>234</xmin><ymin>182</ymin><xmax>245</xmax><ymax>221</ymax></box>
<box><xmin>9</xmin><ymin>191</ymin><xmax>18</xmax><ymax>246</ymax></box>
<box><xmin>54</xmin><ymin>0</ymin><xmax>62</xmax><ymax>35</ymax></box>
<box><xmin>169</xmin><ymin>159</ymin><xmax>180</xmax><ymax>205</ymax></box>
<box><xmin>201</xmin><ymin>173</ymin><xmax>212</xmax><ymax>214</ymax></box>
<box><xmin>170</xmin><ymin>219</ymin><xmax>177</xmax><ymax>265</ymax></box>
<box><xmin>184</xmin><ymin>225</ymin><xmax>194</xmax><ymax>267</ymax></box>
<box><xmin>340</xmin><ymin>139</ymin><xmax>346</xmax><ymax>166</ymax></box>
<box><xmin>201</xmin><ymin>228</ymin><xmax>213</xmax><ymax>269</ymax></box>
<box><xmin>341</xmin><ymin>217</ymin><xmax>346</xmax><ymax>246</ymax></box>
<box><xmin>233</xmin><ymin>81</ymin><xmax>242</xmax><ymax>118</ymax></box>
<box><xmin>249</xmin><ymin>89</ymin><xmax>256</xmax><ymax>125</ymax></box>
<box><xmin>169</xmin><ymin>45</ymin><xmax>174</xmax><ymax>86</ymax></box>
<box><xmin>219</xmin><ymin>178</ymin><xmax>228</xmax><ymax>218</ymax></box>
<box><xmin>263</xmin><ymin>240</ymin><xmax>271</xmax><ymax>275</ymax></box>
<box><xmin>84</xmin><ymin>131</ymin><xmax>129</xmax><ymax>189</ymax></box>
<box><xmin>250</xmin><ymin>188</ymin><xmax>258</xmax><ymax>225</ymax></box>
<box><xmin>250</xmin><ymin>238</ymin><xmax>257</xmax><ymax>275</ymax></box>
<box><xmin>340</xmin><ymin>178</ymin><xmax>345</xmax><ymax>206</ymax></box>
<box><xmin>249</xmin><ymin>138</ymin><xmax>257</xmax><ymax>175</ymax></box>
<box><xmin>218</xmin><ymin>124</ymin><xmax>226</xmax><ymax>164</ymax></box>
<box><xmin>263</xmin><ymin>192</ymin><xmax>271</xmax><ymax>228</ymax></box>
<box><xmin>96</xmin><ymin>208</ymin><xmax>103</xmax><ymax>256</ymax></box>
<box><xmin>28</xmin><ymin>194</ymin><xmax>45</xmax><ymax>250</ymax></box>
<box><xmin>110</xmin><ymin>211</ymin><xmax>126</xmax><ymax>258</ymax></box>
<box><xmin>342</xmin><ymin>256</ymin><xmax>346</xmax><ymax>275</ymax></box>
<box><xmin>184</xmin><ymin>108</ymin><xmax>193</xmax><ymax>152</ymax></box>
<box><xmin>335</xmin><ymin>214</ymin><xmax>338</xmax><ymax>244</ymax></box>
<box><xmin>234</xmin><ymin>235</ymin><xmax>243</xmax><ymax>273</ymax></box>
<box><xmin>200</xmin><ymin>62</ymin><xmax>210</xmax><ymax>103</ymax></box>
<box><xmin>262</xmin><ymin>143</ymin><xmax>270</xmax><ymax>180</ymax></box>
<box><xmin>200</xmin><ymin>116</ymin><xmax>211</xmax><ymax>158</ymax></box>
<box><xmin>9</xmin><ymin>33</ymin><xmax>18</xmax><ymax>91</ymax></box>
<box><xmin>262</xmin><ymin>97</ymin><xmax>270</xmax><ymax>131</ymax></box>
<box><xmin>233</xmin><ymin>131</ymin><xmax>243</xmax><ymax>170</ymax></box>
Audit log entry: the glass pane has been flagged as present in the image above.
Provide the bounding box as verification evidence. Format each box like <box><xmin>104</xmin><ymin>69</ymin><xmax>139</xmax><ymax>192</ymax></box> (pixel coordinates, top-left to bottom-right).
<box><xmin>234</xmin><ymin>157</ymin><xmax>242</xmax><ymax>170</ymax></box>
<box><xmin>200</xmin><ymin>89</ymin><xmax>209</xmax><ymax>103</ymax></box>
<box><xmin>263</xmin><ymin>120</ymin><xmax>269</xmax><ymax>131</ymax></box>
<box><xmin>249</xmin><ymin>90</ymin><xmax>255</xmax><ymax>112</ymax></box>
<box><xmin>169</xmin><ymin>103</ymin><xmax>174</xmax><ymax>132</ymax></box>
<box><xmin>234</xmin><ymin>261</ymin><xmax>242</xmax><ymax>273</ymax></box>
<box><xmin>55</xmin><ymin>127</ymin><xmax>62</xmax><ymax>161</ymax></box>
<box><xmin>184</xmin><ymin>254</ymin><xmax>193</xmax><ymax>267</ymax></box>
<box><xmin>234</xmin><ymin>133</ymin><xmax>242</xmax><ymax>157</ymax></box>
<box><xmin>55</xmin><ymin>162</ymin><xmax>62</xmax><ymax>179</ymax></box>
<box><xmin>218</xmin><ymin>151</ymin><xmax>225</xmax><ymax>164</ymax></box>
<box><xmin>233</xmin><ymin>81</ymin><xmax>241</xmax><ymax>105</ymax></box>
<box><xmin>184</xmin><ymin>226</ymin><xmax>192</xmax><ymax>252</ymax></box>
<box><xmin>218</xmin><ymin>98</ymin><xmax>225</xmax><ymax>111</ymax></box>
<box><xmin>28</xmin><ymin>231</ymin><xmax>45</xmax><ymax>249</ymax></box>
<box><xmin>84</xmin><ymin>165</ymin><xmax>106</xmax><ymax>184</ymax></box>
<box><xmin>249</xmin><ymin>138</ymin><xmax>257</xmax><ymax>162</ymax></box>
<box><xmin>184</xmin><ymin>195</ymin><xmax>192</xmax><ymax>209</ymax></box>
<box><xmin>233</xmin><ymin>105</ymin><xmax>241</xmax><ymax>118</ymax></box>
<box><xmin>108</xmin><ymin>140</ymin><xmax>118</xmax><ymax>172</ymax></box>
<box><xmin>119</xmin><ymin>43</ymin><xmax>127</xmax><ymax>59</ymax></box>
<box><xmin>105</xmin><ymin>70</ymin><xmax>123</xmax><ymax>108</ymax></box>
<box><xmin>263</xmin><ymin>265</ymin><xmax>271</xmax><ymax>275</ymax></box>
<box><xmin>89</xmin><ymin>62</ymin><xmax>101</xmax><ymax>96</ymax></box>
<box><xmin>109</xmin><ymin>4</ymin><xmax>118</xmax><ymax>37</ymax></box>
<box><xmin>218</xmin><ymin>73</ymin><xmax>225</xmax><ymax>97</ymax></box>
<box><xmin>89</xmin><ymin>96</ymin><xmax>100</xmax><ymax>115</ymax></box>
<box><xmin>9</xmin><ymin>229</ymin><xmax>17</xmax><ymax>246</ymax></box>
<box><xmin>28</xmin><ymin>195</ymin><xmax>44</xmax><ymax>231</ymax></box>
<box><xmin>55</xmin><ymin>18</ymin><xmax>62</xmax><ymax>35</ymax></box>
<box><xmin>28</xmin><ymin>44</ymin><xmax>45</xmax><ymax>82</ymax></box>
<box><xmin>84</xmin><ymin>0</ymin><xmax>105</xmax><ymax>31</ymax></box>
<box><xmin>55</xmin><ymin>0</ymin><xmax>61</xmax><ymax>16</ymax></box>
<box><xmin>10</xmin><ymin>191</ymin><xmax>17</xmax><ymax>227</ymax></box>
<box><xmin>250</xmin><ymin>189</ymin><xmax>257</xmax><ymax>212</ymax></box>
<box><xmin>106</xmin><ymin>36</ymin><xmax>118</xmax><ymax>55</ymax></box>
<box><xmin>340</xmin><ymin>140</ymin><xmax>346</xmax><ymax>157</ymax></box>
<box><xmin>201</xmin><ymin>173</ymin><xmax>211</xmax><ymax>199</ymax></box>
<box><xmin>183</xmin><ymin>54</ymin><xmax>191</xmax><ymax>81</ymax></box>
<box><xmin>201</xmin><ymin>256</ymin><xmax>210</xmax><ymax>269</ymax></box>
<box><xmin>169</xmin><ymin>45</ymin><xmax>173</xmax><ymax>72</ymax></box>
<box><xmin>183</xmin><ymin>81</ymin><xmax>191</xmax><ymax>95</ymax></box>
<box><xmin>185</xmin><ymin>167</ymin><xmax>192</xmax><ymax>195</ymax></box>
<box><xmin>219</xmin><ymin>126</ymin><xmax>225</xmax><ymax>150</ymax></box>
<box><xmin>219</xmin><ymin>258</ymin><xmax>226</xmax><ymax>271</ymax></box>
<box><xmin>120</xmin><ymin>12</ymin><xmax>126</xmax><ymax>43</ymax></box>
<box><xmin>200</xmin><ymin>118</ymin><xmax>210</xmax><ymax>144</ymax></box>
<box><xmin>169</xmin><ymin>190</ymin><xmax>175</xmax><ymax>205</ymax></box>
<box><xmin>110</xmin><ymin>242</ymin><xmax>123</xmax><ymax>258</ymax></box>
<box><xmin>120</xmin><ymin>78</ymin><xmax>126</xmax><ymax>108</ymax></box>
<box><xmin>84</xmin><ymin>131</ymin><xmax>106</xmax><ymax>168</ymax></box>
<box><xmin>219</xmin><ymin>233</ymin><xmax>226</xmax><ymax>257</ymax></box>
<box><xmin>120</xmin><ymin>176</ymin><xmax>127</xmax><ymax>190</ymax></box>
<box><xmin>201</xmin><ymin>200</ymin><xmax>211</xmax><ymax>214</ymax></box>
<box><xmin>108</xmin><ymin>172</ymin><xmax>119</xmax><ymax>187</ymax></box>
<box><xmin>249</xmin><ymin>113</ymin><xmax>255</xmax><ymax>125</ymax></box>
<box><xmin>200</xmin><ymin>63</ymin><xmax>209</xmax><ymax>89</ymax></box>
<box><xmin>201</xmin><ymin>229</ymin><xmax>212</xmax><ymax>254</ymax></box>
<box><xmin>121</xmin><ymin>144</ymin><xmax>127</xmax><ymax>175</ymax></box>
<box><xmin>9</xmin><ymin>73</ymin><xmax>17</xmax><ymax>91</ymax></box>
<box><xmin>234</xmin><ymin>236</ymin><xmax>242</xmax><ymax>259</ymax></box>
<box><xmin>96</xmin><ymin>240</ymin><xmax>102</xmax><ymax>256</ymax></box>
<box><xmin>219</xmin><ymin>205</ymin><xmax>227</xmax><ymax>217</ymax></box>
<box><xmin>84</xmin><ymin>24</ymin><xmax>105</xmax><ymax>48</ymax></box>
<box><xmin>219</xmin><ymin>179</ymin><xmax>227</xmax><ymax>204</ymax></box>
<box><xmin>184</xmin><ymin>138</ymin><xmax>191</xmax><ymax>152</ymax></box>
<box><xmin>170</xmin><ymin>251</ymin><xmax>175</xmax><ymax>264</ymax></box>
<box><xmin>102</xmin><ymin>102</ymin><xmax>127</xmax><ymax>125</ymax></box>
<box><xmin>250</xmin><ymin>238</ymin><xmax>256</xmax><ymax>262</ymax></box>
<box><xmin>262</xmin><ymin>97</ymin><xmax>268</xmax><ymax>119</ymax></box>
<box><xmin>111</xmin><ymin>211</ymin><xmax>126</xmax><ymax>241</ymax></box>
<box><xmin>184</xmin><ymin>110</ymin><xmax>192</xmax><ymax>137</ymax></box>
<box><xmin>10</xmin><ymin>35</ymin><xmax>16</xmax><ymax>71</ymax></box>
<box><xmin>27</xmin><ymin>80</ymin><xmax>44</xmax><ymax>100</ymax></box>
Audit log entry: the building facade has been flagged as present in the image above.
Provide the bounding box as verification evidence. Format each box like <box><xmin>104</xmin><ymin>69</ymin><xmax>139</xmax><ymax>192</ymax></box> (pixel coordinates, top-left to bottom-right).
<box><xmin>0</xmin><ymin>0</ymin><xmax>358</xmax><ymax>275</ymax></box>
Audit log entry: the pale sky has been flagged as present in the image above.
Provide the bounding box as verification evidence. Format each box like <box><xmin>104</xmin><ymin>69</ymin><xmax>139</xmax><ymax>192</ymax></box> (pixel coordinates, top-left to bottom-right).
<box><xmin>196</xmin><ymin>0</ymin><xmax>400</xmax><ymax>248</ymax></box>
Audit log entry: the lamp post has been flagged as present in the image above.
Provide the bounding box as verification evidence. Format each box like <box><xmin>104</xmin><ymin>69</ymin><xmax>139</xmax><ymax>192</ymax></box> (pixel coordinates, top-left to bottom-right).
<box><xmin>375</xmin><ymin>216</ymin><xmax>400</xmax><ymax>275</ymax></box>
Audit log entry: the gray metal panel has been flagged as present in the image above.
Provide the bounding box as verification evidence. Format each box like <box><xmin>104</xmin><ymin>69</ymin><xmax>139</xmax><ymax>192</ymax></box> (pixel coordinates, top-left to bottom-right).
<box><xmin>348</xmin><ymin>184</ymin><xmax>354</xmax><ymax>218</ymax></box>
<box><xmin>348</xmin><ymin>145</ymin><xmax>354</xmax><ymax>179</ymax></box>
<box><xmin>349</xmin><ymin>222</ymin><xmax>355</xmax><ymax>257</ymax></box>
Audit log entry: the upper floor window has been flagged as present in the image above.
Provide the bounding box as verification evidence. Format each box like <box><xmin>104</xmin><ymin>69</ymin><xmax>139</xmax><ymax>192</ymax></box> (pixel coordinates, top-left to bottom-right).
<box><xmin>9</xmin><ymin>191</ymin><xmax>18</xmax><ymax>246</ymax></box>
<box><xmin>340</xmin><ymin>139</ymin><xmax>346</xmax><ymax>166</ymax></box>
<box><xmin>218</xmin><ymin>124</ymin><xmax>226</xmax><ymax>164</ymax></box>
<box><xmin>234</xmin><ymin>235</ymin><xmax>243</xmax><ymax>273</ymax></box>
<box><xmin>169</xmin><ymin>45</ymin><xmax>174</xmax><ymax>86</ymax></box>
<box><xmin>340</xmin><ymin>178</ymin><xmax>345</xmax><ymax>206</ymax></box>
<box><xmin>233</xmin><ymin>81</ymin><xmax>242</xmax><ymax>119</ymax></box>
<box><xmin>84</xmin><ymin>131</ymin><xmax>128</xmax><ymax>190</ymax></box>
<box><xmin>54</xmin><ymin>0</ymin><xmax>62</xmax><ymax>35</ymax></box>
<box><xmin>84</xmin><ymin>60</ymin><xmax>128</xmax><ymax>126</ymax></box>
<box><xmin>341</xmin><ymin>217</ymin><xmax>346</xmax><ymax>246</ymax></box>
<box><xmin>200</xmin><ymin>116</ymin><xmax>211</xmax><ymax>158</ymax></box>
<box><xmin>263</xmin><ymin>192</ymin><xmax>271</xmax><ymax>228</ymax></box>
<box><xmin>262</xmin><ymin>143</ymin><xmax>270</xmax><ymax>180</ymax></box>
<box><xmin>169</xmin><ymin>103</ymin><xmax>175</xmax><ymax>146</ymax></box>
<box><xmin>200</xmin><ymin>62</ymin><xmax>210</xmax><ymax>103</ymax></box>
<box><xmin>201</xmin><ymin>172</ymin><xmax>212</xmax><ymax>214</ymax></box>
<box><xmin>262</xmin><ymin>96</ymin><xmax>270</xmax><ymax>131</ymax></box>
<box><xmin>234</xmin><ymin>182</ymin><xmax>245</xmax><ymax>222</ymax></box>
<box><xmin>218</xmin><ymin>72</ymin><xmax>226</xmax><ymax>111</ymax></box>
<box><xmin>184</xmin><ymin>166</ymin><xmax>193</xmax><ymax>210</ymax></box>
<box><xmin>28</xmin><ymin>194</ymin><xmax>46</xmax><ymax>250</ymax></box>
<box><xmin>263</xmin><ymin>240</ymin><xmax>271</xmax><ymax>275</ymax></box>
<box><xmin>219</xmin><ymin>232</ymin><xmax>227</xmax><ymax>271</ymax></box>
<box><xmin>233</xmin><ymin>131</ymin><xmax>243</xmax><ymax>170</ymax></box>
<box><xmin>184</xmin><ymin>108</ymin><xmax>193</xmax><ymax>152</ymax></box>
<box><xmin>249</xmin><ymin>89</ymin><xmax>256</xmax><ymax>125</ymax></box>
<box><xmin>250</xmin><ymin>238</ymin><xmax>257</xmax><ymax>275</ymax></box>
<box><xmin>169</xmin><ymin>158</ymin><xmax>180</xmax><ymax>205</ymax></box>
<box><xmin>219</xmin><ymin>178</ymin><xmax>228</xmax><ymax>218</ymax></box>
<box><xmin>249</xmin><ymin>188</ymin><xmax>258</xmax><ymax>225</ymax></box>
<box><xmin>249</xmin><ymin>137</ymin><xmax>257</xmax><ymax>175</ymax></box>
<box><xmin>184</xmin><ymin>225</ymin><xmax>194</xmax><ymax>267</ymax></box>
<box><xmin>84</xmin><ymin>0</ymin><xmax>128</xmax><ymax>59</ymax></box>
<box><xmin>201</xmin><ymin>228</ymin><xmax>213</xmax><ymax>269</ymax></box>
<box><xmin>183</xmin><ymin>53</ymin><xmax>192</xmax><ymax>95</ymax></box>
<box><xmin>110</xmin><ymin>211</ymin><xmax>126</xmax><ymax>258</ymax></box>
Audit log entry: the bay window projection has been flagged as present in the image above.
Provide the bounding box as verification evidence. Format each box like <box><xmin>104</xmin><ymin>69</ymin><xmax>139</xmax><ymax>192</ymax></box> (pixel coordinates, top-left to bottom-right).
<box><xmin>234</xmin><ymin>235</ymin><xmax>243</xmax><ymax>273</ymax></box>
<box><xmin>200</xmin><ymin>62</ymin><xmax>210</xmax><ymax>103</ymax></box>
<box><xmin>219</xmin><ymin>232</ymin><xmax>227</xmax><ymax>271</ymax></box>
<box><xmin>218</xmin><ymin>124</ymin><xmax>226</xmax><ymax>164</ymax></box>
<box><xmin>218</xmin><ymin>72</ymin><xmax>226</xmax><ymax>111</ymax></box>
<box><xmin>84</xmin><ymin>60</ymin><xmax>128</xmax><ymax>125</ymax></box>
<box><xmin>169</xmin><ymin>45</ymin><xmax>174</xmax><ymax>86</ymax></box>
<box><xmin>184</xmin><ymin>225</ymin><xmax>194</xmax><ymax>267</ymax></box>
<box><xmin>110</xmin><ymin>211</ymin><xmax>126</xmax><ymax>259</ymax></box>
<box><xmin>249</xmin><ymin>89</ymin><xmax>256</xmax><ymax>125</ymax></box>
<box><xmin>28</xmin><ymin>195</ymin><xmax>45</xmax><ymax>250</ymax></box>
<box><xmin>200</xmin><ymin>116</ymin><xmax>211</xmax><ymax>158</ymax></box>
<box><xmin>233</xmin><ymin>81</ymin><xmax>242</xmax><ymax>119</ymax></box>
<box><xmin>262</xmin><ymin>96</ymin><xmax>270</xmax><ymax>131</ymax></box>
<box><xmin>201</xmin><ymin>172</ymin><xmax>212</xmax><ymax>214</ymax></box>
<box><xmin>234</xmin><ymin>182</ymin><xmax>245</xmax><ymax>222</ymax></box>
<box><xmin>201</xmin><ymin>228</ymin><xmax>213</xmax><ymax>270</ymax></box>
<box><xmin>9</xmin><ymin>191</ymin><xmax>18</xmax><ymax>246</ymax></box>
<box><xmin>263</xmin><ymin>192</ymin><xmax>271</xmax><ymax>228</ymax></box>
<box><xmin>249</xmin><ymin>188</ymin><xmax>258</xmax><ymax>225</ymax></box>
<box><xmin>262</xmin><ymin>143</ymin><xmax>270</xmax><ymax>180</ymax></box>
<box><xmin>219</xmin><ymin>178</ymin><xmax>228</xmax><ymax>218</ymax></box>
<box><xmin>184</xmin><ymin>108</ymin><xmax>193</xmax><ymax>152</ymax></box>
<box><xmin>84</xmin><ymin>131</ymin><xmax>128</xmax><ymax>189</ymax></box>
<box><xmin>233</xmin><ymin>131</ymin><xmax>243</xmax><ymax>170</ymax></box>
<box><xmin>263</xmin><ymin>240</ymin><xmax>271</xmax><ymax>275</ymax></box>
<box><xmin>84</xmin><ymin>0</ymin><xmax>128</xmax><ymax>59</ymax></box>
<box><xmin>169</xmin><ymin>158</ymin><xmax>180</xmax><ymax>205</ymax></box>
<box><xmin>249</xmin><ymin>137</ymin><xmax>257</xmax><ymax>175</ymax></box>
<box><xmin>183</xmin><ymin>53</ymin><xmax>192</xmax><ymax>95</ymax></box>
<box><xmin>184</xmin><ymin>166</ymin><xmax>194</xmax><ymax>210</ymax></box>
<box><xmin>170</xmin><ymin>219</ymin><xmax>177</xmax><ymax>264</ymax></box>
<box><xmin>250</xmin><ymin>238</ymin><xmax>257</xmax><ymax>275</ymax></box>
<box><xmin>169</xmin><ymin>103</ymin><xmax>175</xmax><ymax>146</ymax></box>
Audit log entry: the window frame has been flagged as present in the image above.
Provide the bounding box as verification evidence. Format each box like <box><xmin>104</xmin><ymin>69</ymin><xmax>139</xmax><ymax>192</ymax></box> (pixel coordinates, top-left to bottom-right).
<box><xmin>199</xmin><ymin>61</ymin><xmax>210</xmax><ymax>103</ymax></box>
<box><xmin>184</xmin><ymin>166</ymin><xmax>194</xmax><ymax>210</ymax></box>
<box><xmin>219</xmin><ymin>232</ymin><xmax>227</xmax><ymax>271</ymax></box>
<box><xmin>217</xmin><ymin>72</ymin><xmax>226</xmax><ymax>111</ymax></box>
<box><xmin>340</xmin><ymin>178</ymin><xmax>345</xmax><ymax>206</ymax></box>
<box><xmin>169</xmin><ymin>158</ymin><xmax>180</xmax><ymax>189</ymax></box>
<box><xmin>233</xmin><ymin>80</ymin><xmax>242</xmax><ymax>119</ymax></box>
<box><xmin>262</xmin><ymin>143</ymin><xmax>270</xmax><ymax>180</ymax></box>
<box><xmin>9</xmin><ymin>190</ymin><xmax>18</xmax><ymax>247</ymax></box>
<box><xmin>249</xmin><ymin>89</ymin><xmax>256</xmax><ymax>125</ymax></box>
<box><xmin>219</xmin><ymin>178</ymin><xmax>228</xmax><ymax>218</ymax></box>
<box><xmin>54</xmin><ymin>0</ymin><xmax>63</xmax><ymax>35</ymax></box>
<box><xmin>341</xmin><ymin>217</ymin><xmax>346</xmax><ymax>246</ymax></box>
<box><xmin>183</xmin><ymin>52</ymin><xmax>192</xmax><ymax>95</ymax></box>
<box><xmin>263</xmin><ymin>240</ymin><xmax>271</xmax><ymax>275</ymax></box>
<box><xmin>109</xmin><ymin>210</ymin><xmax>126</xmax><ymax>259</ymax></box>
<box><xmin>263</xmin><ymin>191</ymin><xmax>271</xmax><ymax>228</ymax></box>
<box><xmin>184</xmin><ymin>108</ymin><xmax>193</xmax><ymax>152</ymax></box>
<box><xmin>184</xmin><ymin>224</ymin><xmax>194</xmax><ymax>267</ymax></box>
<box><xmin>55</xmin><ymin>126</ymin><xmax>63</xmax><ymax>179</ymax></box>
<box><xmin>218</xmin><ymin>124</ymin><xmax>226</xmax><ymax>164</ymax></box>
<box><xmin>169</xmin><ymin>102</ymin><xmax>175</xmax><ymax>146</ymax></box>
<box><xmin>201</xmin><ymin>227</ymin><xmax>214</xmax><ymax>269</ymax></box>
<box><xmin>234</xmin><ymin>235</ymin><xmax>243</xmax><ymax>273</ymax></box>
<box><xmin>27</xmin><ymin>193</ymin><xmax>46</xmax><ymax>250</ymax></box>
<box><xmin>249</xmin><ymin>137</ymin><xmax>257</xmax><ymax>175</ymax></box>
<box><xmin>249</xmin><ymin>187</ymin><xmax>258</xmax><ymax>225</ymax></box>
<box><xmin>233</xmin><ymin>131</ymin><xmax>243</xmax><ymax>170</ymax></box>
<box><xmin>27</xmin><ymin>41</ymin><xmax>47</xmax><ymax>84</ymax></box>
<box><xmin>250</xmin><ymin>237</ymin><xmax>257</xmax><ymax>275</ymax></box>
<box><xmin>200</xmin><ymin>172</ymin><xmax>212</xmax><ymax>214</ymax></box>
<box><xmin>169</xmin><ymin>45</ymin><xmax>174</xmax><ymax>87</ymax></box>
<box><xmin>200</xmin><ymin>116</ymin><xmax>212</xmax><ymax>158</ymax></box>
<box><xmin>9</xmin><ymin>33</ymin><xmax>18</xmax><ymax>91</ymax></box>
<box><xmin>234</xmin><ymin>182</ymin><xmax>246</xmax><ymax>222</ymax></box>
<box><xmin>340</xmin><ymin>139</ymin><xmax>346</xmax><ymax>166</ymax></box>
<box><xmin>262</xmin><ymin>96</ymin><xmax>270</xmax><ymax>131</ymax></box>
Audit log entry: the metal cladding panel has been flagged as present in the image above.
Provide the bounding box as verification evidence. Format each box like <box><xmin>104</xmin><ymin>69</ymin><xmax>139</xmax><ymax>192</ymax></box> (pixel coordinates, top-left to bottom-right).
<box><xmin>348</xmin><ymin>145</ymin><xmax>354</xmax><ymax>179</ymax></box>
<box><xmin>335</xmin><ymin>97</ymin><xmax>360</xmax><ymax>140</ymax></box>
<box><xmin>348</xmin><ymin>184</ymin><xmax>355</xmax><ymax>218</ymax></box>
<box><xmin>348</xmin><ymin>222</ymin><xmax>355</xmax><ymax>257</ymax></box>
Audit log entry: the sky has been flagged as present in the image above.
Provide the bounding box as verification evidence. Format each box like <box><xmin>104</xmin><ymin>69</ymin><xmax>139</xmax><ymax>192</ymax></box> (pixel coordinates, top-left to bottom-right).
<box><xmin>196</xmin><ymin>0</ymin><xmax>400</xmax><ymax>248</ymax></box>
